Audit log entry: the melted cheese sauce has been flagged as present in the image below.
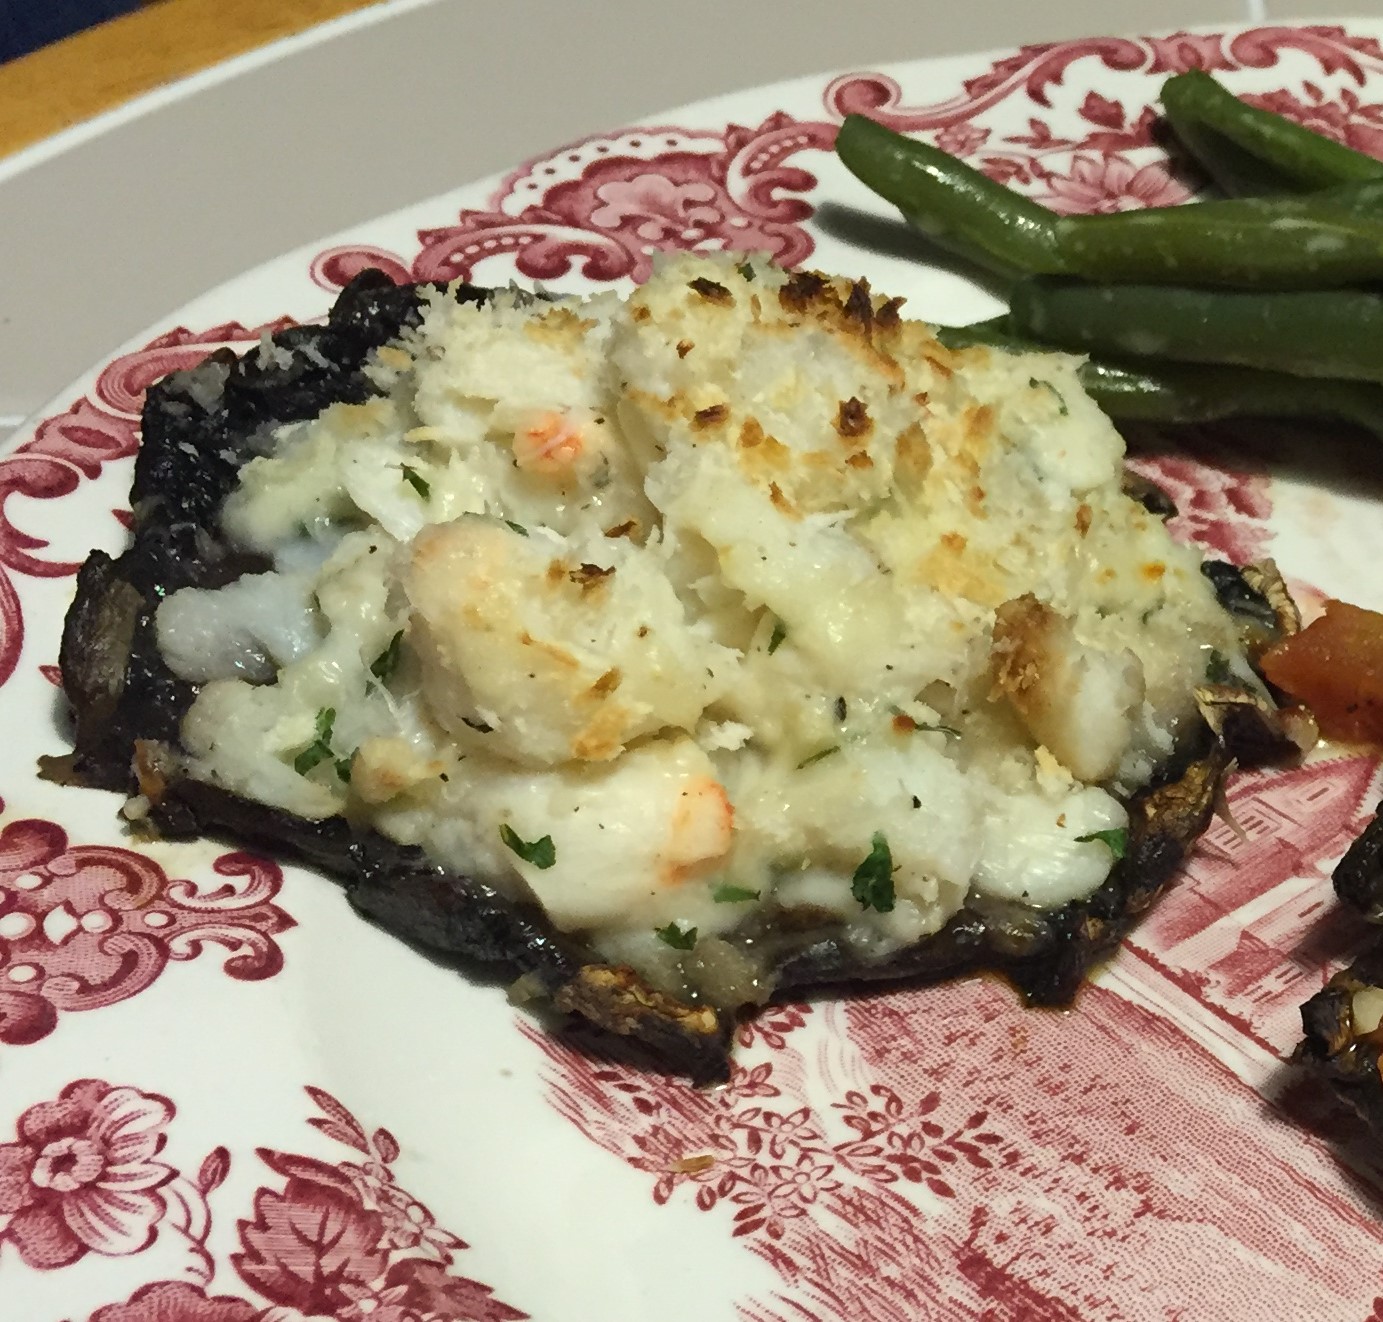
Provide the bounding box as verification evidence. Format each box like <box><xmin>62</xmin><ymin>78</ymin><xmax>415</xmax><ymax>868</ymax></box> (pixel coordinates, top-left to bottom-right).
<box><xmin>157</xmin><ymin>255</ymin><xmax>1245</xmax><ymax>1000</ymax></box>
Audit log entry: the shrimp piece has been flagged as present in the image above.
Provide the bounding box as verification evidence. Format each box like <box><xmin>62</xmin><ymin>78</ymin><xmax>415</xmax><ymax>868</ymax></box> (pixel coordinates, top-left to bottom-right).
<box><xmin>512</xmin><ymin>408</ymin><xmax>596</xmax><ymax>475</ymax></box>
<box><xmin>663</xmin><ymin>774</ymin><xmax>735</xmax><ymax>886</ymax></box>
<box><xmin>498</xmin><ymin>737</ymin><xmax>735</xmax><ymax>931</ymax></box>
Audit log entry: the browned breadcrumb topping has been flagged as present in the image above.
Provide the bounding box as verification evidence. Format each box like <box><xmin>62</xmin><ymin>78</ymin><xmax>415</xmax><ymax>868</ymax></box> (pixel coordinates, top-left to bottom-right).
<box><xmin>835</xmin><ymin>396</ymin><xmax>872</xmax><ymax>441</ymax></box>
<box><xmin>877</xmin><ymin>296</ymin><xmax>905</xmax><ymax>329</ymax></box>
<box><xmin>589</xmin><ymin>667</ymin><xmax>622</xmax><ymax>696</ymax></box>
<box><xmin>569</xmin><ymin>562</ymin><xmax>616</xmax><ymax>592</ymax></box>
<box><xmin>693</xmin><ymin>403</ymin><xmax>730</xmax><ymax>428</ymax></box>
<box><xmin>989</xmin><ymin>594</ymin><xmax>1050</xmax><ymax>701</ymax></box>
<box><xmin>778</xmin><ymin>270</ymin><xmax>829</xmax><ymax>314</ymax></box>
<box><xmin>669</xmin><ymin>1155</ymin><xmax>716</xmax><ymax>1175</ymax></box>
<box><xmin>843</xmin><ymin>278</ymin><xmax>874</xmax><ymax>331</ymax></box>
<box><xmin>768</xmin><ymin>481</ymin><xmax>798</xmax><ymax>518</ymax></box>
<box><xmin>688</xmin><ymin>277</ymin><xmax>733</xmax><ymax>305</ymax></box>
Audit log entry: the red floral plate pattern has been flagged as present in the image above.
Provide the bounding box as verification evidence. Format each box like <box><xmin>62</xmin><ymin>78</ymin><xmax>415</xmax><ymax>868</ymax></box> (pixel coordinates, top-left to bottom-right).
<box><xmin>4</xmin><ymin>23</ymin><xmax>1383</xmax><ymax>1322</ymax></box>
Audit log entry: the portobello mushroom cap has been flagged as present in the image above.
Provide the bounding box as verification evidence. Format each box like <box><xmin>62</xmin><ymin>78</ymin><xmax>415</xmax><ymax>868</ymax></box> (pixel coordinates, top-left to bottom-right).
<box><xmin>56</xmin><ymin>271</ymin><xmax>1292</xmax><ymax>1083</ymax></box>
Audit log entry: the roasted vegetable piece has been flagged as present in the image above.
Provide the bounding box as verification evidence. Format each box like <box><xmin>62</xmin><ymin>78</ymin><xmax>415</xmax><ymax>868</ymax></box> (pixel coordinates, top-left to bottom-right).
<box><xmin>937</xmin><ymin>319</ymin><xmax>1383</xmax><ymax>436</ymax></box>
<box><xmin>1259</xmin><ymin>600</ymin><xmax>1383</xmax><ymax>743</ymax></box>
<box><xmin>834</xmin><ymin>113</ymin><xmax>1068</xmax><ymax>279</ymax></box>
<box><xmin>1161</xmin><ymin>69</ymin><xmax>1383</xmax><ymax>196</ymax></box>
<box><xmin>1008</xmin><ymin>279</ymin><xmax>1383</xmax><ymax>386</ymax></box>
<box><xmin>1299</xmin><ymin>938</ymin><xmax>1383</xmax><ymax>1136</ymax></box>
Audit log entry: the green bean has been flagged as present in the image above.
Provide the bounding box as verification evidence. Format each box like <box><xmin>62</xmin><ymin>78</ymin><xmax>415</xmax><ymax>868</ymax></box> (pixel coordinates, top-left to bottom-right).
<box><xmin>1057</xmin><ymin>194</ymin><xmax>1383</xmax><ymax>289</ymax></box>
<box><xmin>836</xmin><ymin>114</ymin><xmax>1383</xmax><ymax>290</ymax></box>
<box><xmin>1007</xmin><ymin>279</ymin><xmax>1383</xmax><ymax>384</ymax></box>
<box><xmin>834</xmin><ymin>114</ymin><xmax>1068</xmax><ymax>279</ymax></box>
<box><xmin>937</xmin><ymin>317</ymin><xmax>1383</xmax><ymax>437</ymax></box>
<box><xmin>1161</xmin><ymin>70</ymin><xmax>1383</xmax><ymax>195</ymax></box>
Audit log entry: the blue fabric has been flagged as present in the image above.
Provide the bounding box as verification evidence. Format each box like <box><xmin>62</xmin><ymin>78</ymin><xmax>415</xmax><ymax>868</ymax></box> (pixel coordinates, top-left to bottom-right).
<box><xmin>0</xmin><ymin>0</ymin><xmax>142</xmax><ymax>64</ymax></box>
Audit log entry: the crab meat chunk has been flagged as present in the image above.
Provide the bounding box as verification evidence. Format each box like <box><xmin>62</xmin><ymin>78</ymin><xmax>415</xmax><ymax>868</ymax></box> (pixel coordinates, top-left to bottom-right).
<box><xmin>403</xmin><ymin>516</ymin><xmax>734</xmax><ymax>767</ymax></box>
<box><xmin>991</xmin><ymin>594</ymin><xmax>1144</xmax><ymax>781</ymax></box>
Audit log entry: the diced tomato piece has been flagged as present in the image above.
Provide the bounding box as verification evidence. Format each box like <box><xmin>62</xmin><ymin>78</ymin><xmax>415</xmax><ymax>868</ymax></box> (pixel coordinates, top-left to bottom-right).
<box><xmin>1259</xmin><ymin>599</ymin><xmax>1383</xmax><ymax>743</ymax></box>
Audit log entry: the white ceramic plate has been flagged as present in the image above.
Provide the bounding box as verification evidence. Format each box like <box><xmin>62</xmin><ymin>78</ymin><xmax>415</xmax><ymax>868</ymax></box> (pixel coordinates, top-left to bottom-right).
<box><xmin>6</xmin><ymin>22</ymin><xmax>1383</xmax><ymax>1322</ymax></box>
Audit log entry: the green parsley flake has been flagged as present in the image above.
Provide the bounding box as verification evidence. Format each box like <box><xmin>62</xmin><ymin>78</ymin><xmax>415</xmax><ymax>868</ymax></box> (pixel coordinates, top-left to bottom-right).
<box><xmin>712</xmin><ymin>883</ymin><xmax>761</xmax><ymax>904</ymax></box>
<box><xmin>851</xmin><ymin>831</ymin><xmax>896</xmax><ymax>913</ymax></box>
<box><xmin>1029</xmin><ymin>377</ymin><xmax>1069</xmax><ymax>416</ymax></box>
<box><xmin>505</xmin><ymin>520</ymin><xmax>529</xmax><ymax>536</ymax></box>
<box><xmin>1076</xmin><ymin>827</ymin><xmax>1128</xmax><ymax>860</ymax></box>
<box><xmin>370</xmin><ymin>630</ymin><xmax>404</xmax><ymax>683</ymax></box>
<box><xmin>1205</xmin><ymin>648</ymin><xmax>1233</xmax><ymax>684</ymax></box>
<box><xmin>737</xmin><ymin>261</ymin><xmax>756</xmax><ymax>282</ymax></box>
<box><xmin>767</xmin><ymin>619</ymin><xmax>788</xmax><ymax>654</ymax></box>
<box><xmin>292</xmin><ymin>708</ymin><xmax>337</xmax><ymax>775</ymax></box>
<box><xmin>796</xmin><ymin>746</ymin><xmax>840</xmax><ymax>770</ymax></box>
<box><xmin>401</xmin><ymin>465</ymin><xmax>431</xmax><ymax>499</ymax></box>
<box><xmin>335</xmin><ymin>756</ymin><xmax>353</xmax><ymax>784</ymax></box>
<box><xmin>656</xmin><ymin>922</ymin><xmax>698</xmax><ymax>950</ymax></box>
<box><xmin>499</xmin><ymin>824</ymin><xmax>556</xmax><ymax>869</ymax></box>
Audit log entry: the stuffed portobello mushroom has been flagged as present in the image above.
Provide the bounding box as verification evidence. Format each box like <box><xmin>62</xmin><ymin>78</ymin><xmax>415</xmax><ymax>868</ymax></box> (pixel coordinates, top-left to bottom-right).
<box><xmin>58</xmin><ymin>254</ymin><xmax>1302</xmax><ymax>1081</ymax></box>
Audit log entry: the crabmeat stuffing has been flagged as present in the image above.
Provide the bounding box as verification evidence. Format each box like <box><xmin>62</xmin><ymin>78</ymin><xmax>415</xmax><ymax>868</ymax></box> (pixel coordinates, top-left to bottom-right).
<box><xmin>155</xmin><ymin>255</ymin><xmax>1249</xmax><ymax>1004</ymax></box>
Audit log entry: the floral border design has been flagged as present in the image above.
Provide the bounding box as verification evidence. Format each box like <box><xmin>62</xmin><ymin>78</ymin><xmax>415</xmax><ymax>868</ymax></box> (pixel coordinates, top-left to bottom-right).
<box><xmin>0</xmin><ymin>1079</ymin><xmax>526</xmax><ymax>1321</ymax></box>
<box><xmin>0</xmin><ymin>800</ymin><xmax>295</xmax><ymax>1047</ymax></box>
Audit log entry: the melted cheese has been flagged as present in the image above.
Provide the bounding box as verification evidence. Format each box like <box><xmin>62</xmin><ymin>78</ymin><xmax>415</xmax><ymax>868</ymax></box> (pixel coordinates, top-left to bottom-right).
<box><xmin>158</xmin><ymin>254</ymin><xmax>1247</xmax><ymax>992</ymax></box>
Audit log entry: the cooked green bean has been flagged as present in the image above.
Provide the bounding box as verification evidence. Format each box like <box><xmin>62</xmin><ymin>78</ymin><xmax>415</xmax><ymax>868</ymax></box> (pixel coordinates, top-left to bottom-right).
<box><xmin>937</xmin><ymin>318</ymin><xmax>1383</xmax><ymax>435</ymax></box>
<box><xmin>834</xmin><ymin>114</ymin><xmax>1067</xmax><ymax>279</ymax></box>
<box><xmin>1007</xmin><ymin>279</ymin><xmax>1383</xmax><ymax>384</ymax></box>
<box><xmin>1161</xmin><ymin>70</ymin><xmax>1383</xmax><ymax>195</ymax></box>
<box><xmin>836</xmin><ymin>114</ymin><xmax>1383</xmax><ymax>290</ymax></box>
<box><xmin>1057</xmin><ymin>194</ymin><xmax>1383</xmax><ymax>289</ymax></box>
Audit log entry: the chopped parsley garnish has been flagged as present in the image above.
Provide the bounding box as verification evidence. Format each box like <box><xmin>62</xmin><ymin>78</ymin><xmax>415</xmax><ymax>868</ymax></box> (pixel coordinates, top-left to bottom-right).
<box><xmin>851</xmin><ymin>831</ymin><xmax>896</xmax><ymax>913</ymax></box>
<box><xmin>370</xmin><ymin>630</ymin><xmax>404</xmax><ymax>682</ymax></box>
<box><xmin>1030</xmin><ymin>377</ymin><xmax>1068</xmax><ymax>415</ymax></box>
<box><xmin>499</xmin><ymin>824</ymin><xmax>556</xmax><ymax>869</ymax></box>
<box><xmin>1076</xmin><ymin>827</ymin><xmax>1128</xmax><ymax>860</ymax></box>
<box><xmin>712</xmin><ymin>883</ymin><xmax>760</xmax><ymax>904</ymax></box>
<box><xmin>334</xmin><ymin>757</ymin><xmax>353</xmax><ymax>784</ymax></box>
<box><xmin>656</xmin><ymin>922</ymin><xmax>698</xmax><ymax>949</ymax></box>
<box><xmin>505</xmin><ymin>520</ymin><xmax>529</xmax><ymax>536</ymax></box>
<box><xmin>292</xmin><ymin>708</ymin><xmax>337</xmax><ymax>775</ymax></box>
<box><xmin>1205</xmin><ymin>648</ymin><xmax>1233</xmax><ymax>683</ymax></box>
<box><xmin>767</xmin><ymin>618</ymin><xmax>788</xmax><ymax>654</ymax></box>
<box><xmin>401</xmin><ymin>465</ymin><xmax>431</xmax><ymax>498</ymax></box>
<box><xmin>796</xmin><ymin>746</ymin><xmax>840</xmax><ymax>770</ymax></box>
<box><xmin>737</xmin><ymin>261</ymin><xmax>756</xmax><ymax>282</ymax></box>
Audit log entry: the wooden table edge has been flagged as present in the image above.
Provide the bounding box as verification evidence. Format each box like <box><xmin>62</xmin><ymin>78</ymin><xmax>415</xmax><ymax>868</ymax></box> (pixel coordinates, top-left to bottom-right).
<box><xmin>0</xmin><ymin>0</ymin><xmax>384</xmax><ymax>161</ymax></box>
